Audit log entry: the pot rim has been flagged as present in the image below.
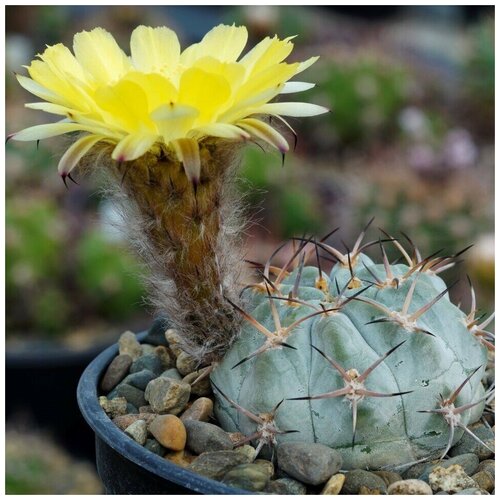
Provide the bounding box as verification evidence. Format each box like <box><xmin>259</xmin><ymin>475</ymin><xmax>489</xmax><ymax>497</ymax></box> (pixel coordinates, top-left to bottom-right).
<box><xmin>77</xmin><ymin>331</ymin><xmax>249</xmax><ymax>494</ymax></box>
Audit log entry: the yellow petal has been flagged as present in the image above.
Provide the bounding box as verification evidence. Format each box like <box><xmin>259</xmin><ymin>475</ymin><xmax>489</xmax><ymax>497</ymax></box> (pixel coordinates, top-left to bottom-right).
<box><xmin>181</xmin><ymin>24</ymin><xmax>248</xmax><ymax>65</ymax></box>
<box><xmin>58</xmin><ymin>134</ymin><xmax>105</xmax><ymax>175</ymax></box>
<box><xmin>130</xmin><ymin>25</ymin><xmax>180</xmax><ymax>73</ymax></box>
<box><xmin>172</xmin><ymin>138</ymin><xmax>201</xmax><ymax>184</ymax></box>
<box><xmin>237</xmin><ymin>118</ymin><xmax>289</xmax><ymax>153</ymax></box>
<box><xmin>25</xmin><ymin>102</ymin><xmax>75</xmax><ymax>116</ymax></box>
<box><xmin>122</xmin><ymin>71</ymin><xmax>178</xmax><ymax>112</ymax></box>
<box><xmin>150</xmin><ymin>103</ymin><xmax>199</xmax><ymax>142</ymax></box>
<box><xmin>16</xmin><ymin>74</ymin><xmax>61</xmax><ymax>103</ymax></box>
<box><xmin>295</xmin><ymin>56</ymin><xmax>320</xmax><ymax>75</ymax></box>
<box><xmin>111</xmin><ymin>132</ymin><xmax>158</xmax><ymax>162</ymax></box>
<box><xmin>191</xmin><ymin>123</ymin><xmax>250</xmax><ymax>141</ymax></box>
<box><xmin>178</xmin><ymin>68</ymin><xmax>231</xmax><ymax>122</ymax></box>
<box><xmin>39</xmin><ymin>43</ymin><xmax>87</xmax><ymax>84</ymax></box>
<box><xmin>73</xmin><ymin>28</ymin><xmax>131</xmax><ymax>84</ymax></box>
<box><xmin>94</xmin><ymin>80</ymin><xmax>153</xmax><ymax>133</ymax></box>
<box><xmin>9</xmin><ymin>122</ymin><xmax>97</xmax><ymax>141</ymax></box>
<box><xmin>254</xmin><ymin>102</ymin><xmax>329</xmax><ymax>117</ymax></box>
<box><xmin>239</xmin><ymin>35</ymin><xmax>295</xmax><ymax>75</ymax></box>
<box><xmin>193</xmin><ymin>57</ymin><xmax>246</xmax><ymax>89</ymax></box>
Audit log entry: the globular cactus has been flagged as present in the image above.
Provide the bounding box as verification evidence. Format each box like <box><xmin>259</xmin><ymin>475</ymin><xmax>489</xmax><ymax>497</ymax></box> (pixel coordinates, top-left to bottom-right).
<box><xmin>211</xmin><ymin>223</ymin><xmax>493</xmax><ymax>469</ymax></box>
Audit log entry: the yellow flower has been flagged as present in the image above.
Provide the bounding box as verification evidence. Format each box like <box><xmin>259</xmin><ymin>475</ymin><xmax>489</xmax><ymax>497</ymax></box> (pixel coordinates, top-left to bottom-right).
<box><xmin>10</xmin><ymin>24</ymin><xmax>327</xmax><ymax>183</ymax></box>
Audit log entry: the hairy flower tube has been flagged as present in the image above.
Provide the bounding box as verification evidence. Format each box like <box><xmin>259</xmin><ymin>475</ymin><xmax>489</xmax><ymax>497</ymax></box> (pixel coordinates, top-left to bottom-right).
<box><xmin>10</xmin><ymin>24</ymin><xmax>327</xmax><ymax>184</ymax></box>
<box><xmin>10</xmin><ymin>24</ymin><xmax>327</xmax><ymax>364</ymax></box>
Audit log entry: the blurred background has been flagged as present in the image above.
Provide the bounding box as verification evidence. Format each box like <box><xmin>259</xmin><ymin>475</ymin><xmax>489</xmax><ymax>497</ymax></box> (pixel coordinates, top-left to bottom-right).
<box><xmin>5</xmin><ymin>5</ymin><xmax>494</xmax><ymax>494</ymax></box>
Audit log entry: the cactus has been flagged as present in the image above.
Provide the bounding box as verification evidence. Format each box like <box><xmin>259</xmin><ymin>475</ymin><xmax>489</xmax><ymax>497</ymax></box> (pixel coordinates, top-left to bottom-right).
<box><xmin>211</xmin><ymin>224</ymin><xmax>493</xmax><ymax>469</ymax></box>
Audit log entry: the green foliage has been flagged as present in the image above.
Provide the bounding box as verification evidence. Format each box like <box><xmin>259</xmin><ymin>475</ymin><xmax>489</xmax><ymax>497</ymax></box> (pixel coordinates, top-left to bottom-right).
<box><xmin>314</xmin><ymin>58</ymin><xmax>409</xmax><ymax>147</ymax></box>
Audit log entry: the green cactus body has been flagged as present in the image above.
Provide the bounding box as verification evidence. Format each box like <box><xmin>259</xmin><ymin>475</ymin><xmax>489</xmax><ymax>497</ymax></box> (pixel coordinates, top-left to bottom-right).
<box><xmin>211</xmin><ymin>255</ymin><xmax>487</xmax><ymax>469</ymax></box>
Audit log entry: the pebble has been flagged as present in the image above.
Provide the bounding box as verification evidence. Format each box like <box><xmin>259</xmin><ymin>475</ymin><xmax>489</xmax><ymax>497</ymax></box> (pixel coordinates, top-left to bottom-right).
<box><xmin>112</xmin><ymin>413</ymin><xmax>157</xmax><ymax>431</ymax></box>
<box><xmin>235</xmin><ymin>444</ymin><xmax>257</xmax><ymax>462</ymax></box>
<box><xmin>373</xmin><ymin>470</ymin><xmax>403</xmax><ymax>486</ymax></box>
<box><xmin>126</xmin><ymin>403</ymin><xmax>138</xmax><ymax>414</ymax></box>
<box><xmin>140</xmin><ymin>344</ymin><xmax>156</xmax><ymax>355</ymax></box>
<box><xmin>277</xmin><ymin>442</ymin><xmax>343</xmax><ymax>486</ymax></box>
<box><xmin>321</xmin><ymin>473</ymin><xmax>345</xmax><ymax>494</ymax></box>
<box><xmin>143</xmin><ymin>318</ymin><xmax>169</xmax><ymax>346</ymax></box>
<box><xmin>477</xmin><ymin>459</ymin><xmax>495</xmax><ymax>478</ymax></box>
<box><xmin>453</xmin><ymin>488</ymin><xmax>489</xmax><ymax>495</ymax></box>
<box><xmin>228</xmin><ymin>432</ymin><xmax>247</xmax><ymax>445</ymax></box>
<box><xmin>187</xmin><ymin>450</ymin><xmax>253</xmax><ymax>480</ymax></box>
<box><xmin>100</xmin><ymin>354</ymin><xmax>132</xmax><ymax>392</ymax></box>
<box><xmin>388</xmin><ymin>479</ymin><xmax>433</xmax><ymax>495</ymax></box>
<box><xmin>115</xmin><ymin>384</ymin><xmax>147</xmax><ymax>409</ymax></box>
<box><xmin>184</xmin><ymin>420</ymin><xmax>233</xmax><ymax>454</ymax></box>
<box><xmin>130</xmin><ymin>353</ymin><xmax>164</xmax><ymax>376</ymax></box>
<box><xmin>149</xmin><ymin>414</ymin><xmax>186</xmax><ymax>451</ymax></box>
<box><xmin>124</xmin><ymin>419</ymin><xmax>147</xmax><ymax>445</ymax></box>
<box><xmin>165</xmin><ymin>329</ymin><xmax>183</xmax><ymax>358</ymax></box>
<box><xmin>139</xmin><ymin>405</ymin><xmax>153</xmax><ymax>413</ymax></box>
<box><xmin>254</xmin><ymin>459</ymin><xmax>274</xmax><ymax>478</ymax></box>
<box><xmin>222</xmin><ymin>462</ymin><xmax>272</xmax><ymax>492</ymax></box>
<box><xmin>404</xmin><ymin>454</ymin><xmax>479</xmax><ymax>482</ymax></box>
<box><xmin>118</xmin><ymin>331</ymin><xmax>142</xmax><ymax>360</ymax></box>
<box><xmin>342</xmin><ymin>470</ymin><xmax>388</xmax><ymax>494</ymax></box>
<box><xmin>145</xmin><ymin>377</ymin><xmax>191</xmax><ymax>415</ymax></box>
<box><xmin>183</xmin><ymin>370</ymin><xmax>212</xmax><ymax>396</ymax></box>
<box><xmin>121</xmin><ymin>369</ymin><xmax>156</xmax><ymax>391</ymax></box>
<box><xmin>160</xmin><ymin>368</ymin><xmax>182</xmax><ymax>380</ymax></box>
<box><xmin>429</xmin><ymin>464</ymin><xmax>478</xmax><ymax>493</ymax></box>
<box><xmin>165</xmin><ymin>449</ymin><xmax>196</xmax><ymax>468</ymax></box>
<box><xmin>99</xmin><ymin>396</ymin><xmax>127</xmax><ymax>418</ymax></box>
<box><xmin>449</xmin><ymin>423</ymin><xmax>495</xmax><ymax>460</ymax></box>
<box><xmin>155</xmin><ymin>346</ymin><xmax>174</xmax><ymax>369</ymax></box>
<box><xmin>144</xmin><ymin>438</ymin><xmax>165</xmax><ymax>457</ymax></box>
<box><xmin>176</xmin><ymin>351</ymin><xmax>198</xmax><ymax>376</ymax></box>
<box><xmin>266</xmin><ymin>478</ymin><xmax>307</xmax><ymax>495</ymax></box>
<box><xmin>471</xmin><ymin>471</ymin><xmax>494</xmax><ymax>493</ymax></box>
<box><xmin>180</xmin><ymin>397</ymin><xmax>213</xmax><ymax>423</ymax></box>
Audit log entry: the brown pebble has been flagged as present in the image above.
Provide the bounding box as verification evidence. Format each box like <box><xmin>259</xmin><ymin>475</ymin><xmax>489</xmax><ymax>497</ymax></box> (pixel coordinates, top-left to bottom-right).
<box><xmin>154</xmin><ymin>345</ymin><xmax>174</xmax><ymax>369</ymax></box>
<box><xmin>165</xmin><ymin>449</ymin><xmax>197</xmax><ymax>468</ymax></box>
<box><xmin>373</xmin><ymin>470</ymin><xmax>403</xmax><ymax>486</ymax></box>
<box><xmin>359</xmin><ymin>486</ymin><xmax>383</xmax><ymax>494</ymax></box>
<box><xmin>100</xmin><ymin>354</ymin><xmax>133</xmax><ymax>393</ymax></box>
<box><xmin>112</xmin><ymin>413</ymin><xmax>157</xmax><ymax>431</ymax></box>
<box><xmin>165</xmin><ymin>329</ymin><xmax>183</xmax><ymax>358</ymax></box>
<box><xmin>149</xmin><ymin>414</ymin><xmax>186</xmax><ymax>451</ymax></box>
<box><xmin>118</xmin><ymin>331</ymin><xmax>142</xmax><ymax>360</ymax></box>
<box><xmin>139</xmin><ymin>405</ymin><xmax>153</xmax><ymax>413</ymax></box>
<box><xmin>182</xmin><ymin>370</ymin><xmax>212</xmax><ymax>396</ymax></box>
<box><xmin>471</xmin><ymin>471</ymin><xmax>494</xmax><ymax>493</ymax></box>
<box><xmin>228</xmin><ymin>432</ymin><xmax>246</xmax><ymax>445</ymax></box>
<box><xmin>99</xmin><ymin>396</ymin><xmax>128</xmax><ymax>418</ymax></box>
<box><xmin>477</xmin><ymin>459</ymin><xmax>495</xmax><ymax>478</ymax></box>
<box><xmin>321</xmin><ymin>473</ymin><xmax>345</xmax><ymax>495</ymax></box>
<box><xmin>181</xmin><ymin>397</ymin><xmax>213</xmax><ymax>423</ymax></box>
<box><xmin>176</xmin><ymin>351</ymin><xmax>198</xmax><ymax>376</ymax></box>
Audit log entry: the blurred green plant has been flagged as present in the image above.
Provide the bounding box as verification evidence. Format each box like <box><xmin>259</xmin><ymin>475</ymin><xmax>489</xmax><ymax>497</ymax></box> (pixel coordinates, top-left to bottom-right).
<box><xmin>313</xmin><ymin>57</ymin><xmax>410</xmax><ymax>148</ymax></box>
<box><xmin>239</xmin><ymin>147</ymin><xmax>324</xmax><ymax>238</ymax></box>
<box><xmin>6</xmin><ymin>195</ymin><xmax>146</xmax><ymax>339</ymax></box>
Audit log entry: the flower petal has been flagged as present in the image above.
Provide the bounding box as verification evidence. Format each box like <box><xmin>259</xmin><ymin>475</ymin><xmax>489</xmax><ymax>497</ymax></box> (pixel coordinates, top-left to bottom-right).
<box><xmin>253</xmin><ymin>102</ymin><xmax>329</xmax><ymax>117</ymax></box>
<box><xmin>280</xmin><ymin>81</ymin><xmax>315</xmax><ymax>94</ymax></box>
<box><xmin>295</xmin><ymin>56</ymin><xmax>320</xmax><ymax>75</ymax></box>
<box><xmin>172</xmin><ymin>138</ymin><xmax>201</xmax><ymax>184</ymax></box>
<box><xmin>122</xmin><ymin>71</ymin><xmax>178</xmax><ymax>112</ymax></box>
<box><xmin>9</xmin><ymin>122</ymin><xmax>98</xmax><ymax>141</ymax></box>
<box><xmin>130</xmin><ymin>25</ymin><xmax>180</xmax><ymax>73</ymax></box>
<box><xmin>73</xmin><ymin>27</ymin><xmax>131</xmax><ymax>84</ymax></box>
<box><xmin>178</xmin><ymin>68</ymin><xmax>231</xmax><ymax>122</ymax></box>
<box><xmin>111</xmin><ymin>132</ymin><xmax>158</xmax><ymax>162</ymax></box>
<box><xmin>58</xmin><ymin>134</ymin><xmax>105</xmax><ymax>175</ymax></box>
<box><xmin>16</xmin><ymin>74</ymin><xmax>61</xmax><ymax>103</ymax></box>
<box><xmin>150</xmin><ymin>103</ymin><xmax>199</xmax><ymax>142</ymax></box>
<box><xmin>237</xmin><ymin>118</ymin><xmax>289</xmax><ymax>153</ymax></box>
<box><xmin>239</xmin><ymin>35</ymin><xmax>295</xmax><ymax>75</ymax></box>
<box><xmin>25</xmin><ymin>102</ymin><xmax>76</xmax><ymax>116</ymax></box>
<box><xmin>181</xmin><ymin>24</ymin><xmax>248</xmax><ymax>65</ymax></box>
<box><xmin>191</xmin><ymin>123</ymin><xmax>250</xmax><ymax>141</ymax></box>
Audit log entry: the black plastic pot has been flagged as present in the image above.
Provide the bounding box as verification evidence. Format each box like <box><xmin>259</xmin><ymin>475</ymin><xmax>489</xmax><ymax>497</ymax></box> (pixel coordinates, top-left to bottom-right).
<box><xmin>77</xmin><ymin>331</ymin><xmax>249</xmax><ymax>494</ymax></box>
<box><xmin>7</xmin><ymin>339</ymin><xmax>109</xmax><ymax>460</ymax></box>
